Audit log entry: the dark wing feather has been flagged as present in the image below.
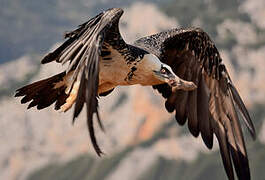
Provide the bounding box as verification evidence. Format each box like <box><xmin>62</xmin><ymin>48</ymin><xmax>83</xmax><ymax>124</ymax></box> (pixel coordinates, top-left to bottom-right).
<box><xmin>40</xmin><ymin>8</ymin><xmax>125</xmax><ymax>156</ymax></box>
<box><xmin>134</xmin><ymin>28</ymin><xmax>255</xmax><ymax>180</ymax></box>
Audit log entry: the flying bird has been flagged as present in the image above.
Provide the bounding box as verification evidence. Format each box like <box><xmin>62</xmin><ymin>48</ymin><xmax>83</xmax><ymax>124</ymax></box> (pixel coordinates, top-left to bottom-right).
<box><xmin>15</xmin><ymin>8</ymin><xmax>256</xmax><ymax>180</ymax></box>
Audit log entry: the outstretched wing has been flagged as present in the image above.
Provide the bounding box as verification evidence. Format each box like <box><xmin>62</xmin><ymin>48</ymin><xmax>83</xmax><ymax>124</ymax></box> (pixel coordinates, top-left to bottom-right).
<box><xmin>41</xmin><ymin>8</ymin><xmax>125</xmax><ymax>156</ymax></box>
<box><xmin>134</xmin><ymin>28</ymin><xmax>256</xmax><ymax>180</ymax></box>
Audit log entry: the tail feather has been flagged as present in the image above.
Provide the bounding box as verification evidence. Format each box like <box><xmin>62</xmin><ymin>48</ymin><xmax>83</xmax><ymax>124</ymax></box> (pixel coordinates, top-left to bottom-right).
<box><xmin>15</xmin><ymin>72</ymin><xmax>71</xmax><ymax>111</ymax></box>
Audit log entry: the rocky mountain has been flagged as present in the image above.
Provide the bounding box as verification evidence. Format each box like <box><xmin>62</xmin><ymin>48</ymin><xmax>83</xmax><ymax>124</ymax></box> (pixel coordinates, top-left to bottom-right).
<box><xmin>0</xmin><ymin>1</ymin><xmax>265</xmax><ymax>180</ymax></box>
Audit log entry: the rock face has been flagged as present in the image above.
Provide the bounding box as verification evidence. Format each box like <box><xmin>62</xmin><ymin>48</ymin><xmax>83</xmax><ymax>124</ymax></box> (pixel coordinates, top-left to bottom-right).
<box><xmin>0</xmin><ymin>1</ymin><xmax>265</xmax><ymax>180</ymax></box>
<box><xmin>0</xmin><ymin>81</ymin><xmax>170</xmax><ymax>180</ymax></box>
<box><xmin>240</xmin><ymin>0</ymin><xmax>265</xmax><ymax>29</ymax></box>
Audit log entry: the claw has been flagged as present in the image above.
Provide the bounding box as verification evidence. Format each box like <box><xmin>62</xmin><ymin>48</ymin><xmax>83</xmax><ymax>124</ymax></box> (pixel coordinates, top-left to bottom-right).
<box><xmin>171</xmin><ymin>79</ymin><xmax>197</xmax><ymax>92</ymax></box>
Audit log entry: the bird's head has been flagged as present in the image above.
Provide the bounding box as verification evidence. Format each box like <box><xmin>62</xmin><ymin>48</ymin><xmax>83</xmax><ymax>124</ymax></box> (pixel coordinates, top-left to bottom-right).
<box><xmin>144</xmin><ymin>54</ymin><xmax>197</xmax><ymax>91</ymax></box>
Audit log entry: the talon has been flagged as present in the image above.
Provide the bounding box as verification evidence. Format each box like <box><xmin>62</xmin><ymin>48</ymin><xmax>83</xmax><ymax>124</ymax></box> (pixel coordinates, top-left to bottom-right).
<box><xmin>172</xmin><ymin>80</ymin><xmax>197</xmax><ymax>92</ymax></box>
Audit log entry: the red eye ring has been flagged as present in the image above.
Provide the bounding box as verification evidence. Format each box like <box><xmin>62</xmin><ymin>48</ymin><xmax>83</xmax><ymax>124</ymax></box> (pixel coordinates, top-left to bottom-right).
<box><xmin>161</xmin><ymin>68</ymin><xmax>166</xmax><ymax>74</ymax></box>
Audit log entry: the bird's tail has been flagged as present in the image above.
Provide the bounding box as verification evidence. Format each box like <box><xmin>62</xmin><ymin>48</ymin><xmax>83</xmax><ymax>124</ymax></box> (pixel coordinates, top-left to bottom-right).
<box><xmin>15</xmin><ymin>71</ymin><xmax>79</xmax><ymax>112</ymax></box>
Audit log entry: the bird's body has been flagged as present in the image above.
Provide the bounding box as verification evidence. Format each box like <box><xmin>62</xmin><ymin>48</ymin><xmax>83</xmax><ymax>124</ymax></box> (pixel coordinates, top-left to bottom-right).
<box><xmin>15</xmin><ymin>8</ymin><xmax>255</xmax><ymax>180</ymax></box>
<box><xmin>60</xmin><ymin>45</ymin><xmax>165</xmax><ymax>111</ymax></box>
<box><xmin>99</xmin><ymin>45</ymin><xmax>151</xmax><ymax>87</ymax></box>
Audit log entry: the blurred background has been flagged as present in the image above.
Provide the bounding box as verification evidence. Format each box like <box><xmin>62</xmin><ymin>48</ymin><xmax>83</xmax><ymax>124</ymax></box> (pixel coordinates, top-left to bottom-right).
<box><xmin>0</xmin><ymin>0</ymin><xmax>265</xmax><ymax>179</ymax></box>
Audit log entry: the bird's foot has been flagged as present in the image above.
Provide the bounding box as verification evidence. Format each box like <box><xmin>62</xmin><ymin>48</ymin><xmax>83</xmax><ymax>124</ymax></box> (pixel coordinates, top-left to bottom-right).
<box><xmin>171</xmin><ymin>79</ymin><xmax>197</xmax><ymax>92</ymax></box>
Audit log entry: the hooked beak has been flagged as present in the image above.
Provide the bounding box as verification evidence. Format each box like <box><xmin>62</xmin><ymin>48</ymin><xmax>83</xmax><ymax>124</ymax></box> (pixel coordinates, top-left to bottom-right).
<box><xmin>166</xmin><ymin>75</ymin><xmax>197</xmax><ymax>92</ymax></box>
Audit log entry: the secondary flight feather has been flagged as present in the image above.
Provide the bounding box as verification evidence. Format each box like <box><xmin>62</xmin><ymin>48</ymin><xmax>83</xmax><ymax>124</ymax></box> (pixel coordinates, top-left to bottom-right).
<box><xmin>15</xmin><ymin>8</ymin><xmax>255</xmax><ymax>180</ymax></box>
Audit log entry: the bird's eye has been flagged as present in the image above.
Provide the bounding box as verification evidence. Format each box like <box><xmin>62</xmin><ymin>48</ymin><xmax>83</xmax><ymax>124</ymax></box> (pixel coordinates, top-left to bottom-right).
<box><xmin>161</xmin><ymin>68</ymin><xmax>167</xmax><ymax>74</ymax></box>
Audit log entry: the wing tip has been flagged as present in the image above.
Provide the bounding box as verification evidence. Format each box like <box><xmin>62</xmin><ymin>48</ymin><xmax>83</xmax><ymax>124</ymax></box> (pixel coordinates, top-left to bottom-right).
<box><xmin>14</xmin><ymin>90</ymin><xmax>22</xmax><ymax>97</ymax></box>
<box><xmin>41</xmin><ymin>53</ymin><xmax>57</xmax><ymax>64</ymax></box>
<box><xmin>201</xmin><ymin>133</ymin><xmax>213</xmax><ymax>149</ymax></box>
<box><xmin>230</xmin><ymin>144</ymin><xmax>251</xmax><ymax>180</ymax></box>
<box><xmin>228</xmin><ymin>83</ymin><xmax>256</xmax><ymax>140</ymax></box>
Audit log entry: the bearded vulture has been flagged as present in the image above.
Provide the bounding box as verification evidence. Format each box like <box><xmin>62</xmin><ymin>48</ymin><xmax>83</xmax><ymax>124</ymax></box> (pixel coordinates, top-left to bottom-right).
<box><xmin>15</xmin><ymin>8</ymin><xmax>256</xmax><ymax>180</ymax></box>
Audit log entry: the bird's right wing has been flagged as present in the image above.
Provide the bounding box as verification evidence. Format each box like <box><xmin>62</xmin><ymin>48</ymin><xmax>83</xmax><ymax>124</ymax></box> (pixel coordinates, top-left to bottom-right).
<box><xmin>134</xmin><ymin>28</ymin><xmax>256</xmax><ymax>180</ymax></box>
<box><xmin>41</xmin><ymin>8</ymin><xmax>125</xmax><ymax>156</ymax></box>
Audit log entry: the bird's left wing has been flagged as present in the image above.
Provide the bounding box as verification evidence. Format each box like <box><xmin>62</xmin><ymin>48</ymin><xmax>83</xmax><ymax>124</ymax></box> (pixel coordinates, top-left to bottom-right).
<box><xmin>41</xmin><ymin>8</ymin><xmax>125</xmax><ymax>156</ymax></box>
<box><xmin>134</xmin><ymin>28</ymin><xmax>255</xmax><ymax>180</ymax></box>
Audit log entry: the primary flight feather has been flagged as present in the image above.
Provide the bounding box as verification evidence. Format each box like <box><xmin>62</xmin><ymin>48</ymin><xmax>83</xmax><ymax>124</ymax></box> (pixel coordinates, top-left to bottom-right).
<box><xmin>15</xmin><ymin>8</ymin><xmax>255</xmax><ymax>180</ymax></box>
